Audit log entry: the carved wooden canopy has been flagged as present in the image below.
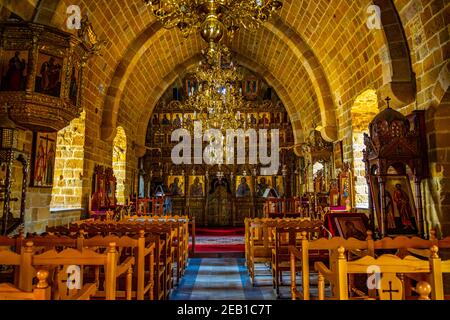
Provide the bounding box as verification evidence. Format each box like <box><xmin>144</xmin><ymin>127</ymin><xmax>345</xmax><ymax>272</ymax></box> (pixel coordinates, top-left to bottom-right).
<box><xmin>363</xmin><ymin>106</ymin><xmax>427</xmax><ymax>178</ymax></box>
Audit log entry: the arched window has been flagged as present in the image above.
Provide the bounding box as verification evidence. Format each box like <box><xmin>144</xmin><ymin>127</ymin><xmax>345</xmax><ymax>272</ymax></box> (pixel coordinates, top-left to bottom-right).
<box><xmin>351</xmin><ymin>90</ymin><xmax>378</xmax><ymax>209</ymax></box>
<box><xmin>113</xmin><ymin>126</ymin><xmax>127</xmax><ymax>205</ymax></box>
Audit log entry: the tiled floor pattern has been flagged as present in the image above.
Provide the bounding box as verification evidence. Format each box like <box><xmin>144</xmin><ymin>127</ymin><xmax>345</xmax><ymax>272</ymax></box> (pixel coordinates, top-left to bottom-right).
<box><xmin>170</xmin><ymin>258</ymin><xmax>330</xmax><ymax>300</ymax></box>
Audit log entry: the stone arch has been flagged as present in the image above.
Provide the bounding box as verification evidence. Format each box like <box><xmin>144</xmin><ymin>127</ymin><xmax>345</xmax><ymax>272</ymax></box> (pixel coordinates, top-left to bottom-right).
<box><xmin>373</xmin><ymin>0</ymin><xmax>416</xmax><ymax>109</ymax></box>
<box><xmin>351</xmin><ymin>89</ymin><xmax>379</xmax><ymax>208</ymax></box>
<box><xmin>133</xmin><ymin>54</ymin><xmax>308</xmax><ymax>153</ymax></box>
<box><xmin>265</xmin><ymin>17</ymin><xmax>337</xmax><ymax>141</ymax></box>
<box><xmin>0</xmin><ymin>0</ymin><xmax>37</xmax><ymax>21</ymax></box>
<box><xmin>100</xmin><ymin>22</ymin><xmax>162</xmax><ymax>142</ymax></box>
<box><xmin>432</xmin><ymin>61</ymin><xmax>450</xmax><ymax>107</ymax></box>
<box><xmin>113</xmin><ymin>126</ymin><xmax>127</xmax><ymax>205</ymax></box>
<box><xmin>103</xmin><ymin>19</ymin><xmax>331</xmax><ymax>143</ymax></box>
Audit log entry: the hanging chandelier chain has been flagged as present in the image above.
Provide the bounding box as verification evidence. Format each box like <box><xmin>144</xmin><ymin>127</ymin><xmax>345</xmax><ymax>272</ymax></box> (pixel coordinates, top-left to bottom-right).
<box><xmin>143</xmin><ymin>0</ymin><xmax>283</xmax><ymax>41</ymax></box>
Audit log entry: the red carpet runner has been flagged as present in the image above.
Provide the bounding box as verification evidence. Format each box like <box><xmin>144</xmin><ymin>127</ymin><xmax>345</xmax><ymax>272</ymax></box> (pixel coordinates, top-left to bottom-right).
<box><xmin>192</xmin><ymin>227</ymin><xmax>245</xmax><ymax>253</ymax></box>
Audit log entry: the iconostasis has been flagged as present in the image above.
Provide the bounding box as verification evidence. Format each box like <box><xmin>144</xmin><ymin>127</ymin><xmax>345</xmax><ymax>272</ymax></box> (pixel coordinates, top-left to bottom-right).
<box><xmin>141</xmin><ymin>67</ymin><xmax>299</xmax><ymax>226</ymax></box>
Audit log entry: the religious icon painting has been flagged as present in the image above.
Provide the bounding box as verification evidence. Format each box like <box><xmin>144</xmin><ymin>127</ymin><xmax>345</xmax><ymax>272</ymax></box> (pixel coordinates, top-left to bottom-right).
<box><xmin>184</xmin><ymin>113</ymin><xmax>194</xmax><ymax>125</ymax></box>
<box><xmin>238</xmin><ymin>112</ymin><xmax>246</xmax><ymax>122</ymax></box>
<box><xmin>248</xmin><ymin>113</ymin><xmax>258</xmax><ymax>125</ymax></box>
<box><xmin>167</xmin><ymin>176</ymin><xmax>185</xmax><ymax>196</ymax></box>
<box><xmin>333</xmin><ymin>141</ymin><xmax>344</xmax><ymax>170</ymax></box>
<box><xmin>334</xmin><ymin>215</ymin><xmax>368</xmax><ymax>240</ymax></box>
<box><xmin>274</xmin><ymin>176</ymin><xmax>284</xmax><ymax>197</ymax></box>
<box><xmin>0</xmin><ymin>50</ymin><xmax>29</xmax><ymax>91</ymax></box>
<box><xmin>259</xmin><ymin>112</ymin><xmax>271</xmax><ymax>126</ymax></box>
<box><xmin>338</xmin><ymin>166</ymin><xmax>353</xmax><ymax>209</ymax></box>
<box><xmin>384</xmin><ymin>175</ymin><xmax>418</xmax><ymax>235</ymax></box>
<box><xmin>172</xmin><ymin>113</ymin><xmax>183</xmax><ymax>127</ymax></box>
<box><xmin>160</xmin><ymin>113</ymin><xmax>171</xmax><ymax>125</ymax></box>
<box><xmin>152</xmin><ymin>114</ymin><xmax>160</xmax><ymax>126</ymax></box>
<box><xmin>31</xmin><ymin>132</ymin><xmax>57</xmax><ymax>187</ymax></box>
<box><xmin>35</xmin><ymin>52</ymin><xmax>63</xmax><ymax>97</ymax></box>
<box><xmin>235</xmin><ymin>176</ymin><xmax>252</xmax><ymax>198</ymax></box>
<box><xmin>279</xmin><ymin>131</ymin><xmax>285</xmax><ymax>144</ymax></box>
<box><xmin>243</xmin><ymin>79</ymin><xmax>258</xmax><ymax>100</ymax></box>
<box><xmin>272</xmin><ymin>112</ymin><xmax>282</xmax><ymax>124</ymax></box>
<box><xmin>255</xmin><ymin>176</ymin><xmax>273</xmax><ymax>197</ymax></box>
<box><xmin>188</xmin><ymin>176</ymin><xmax>205</xmax><ymax>197</ymax></box>
<box><xmin>369</xmin><ymin>175</ymin><xmax>418</xmax><ymax>236</ymax></box>
<box><xmin>185</xmin><ymin>78</ymin><xmax>198</xmax><ymax>96</ymax></box>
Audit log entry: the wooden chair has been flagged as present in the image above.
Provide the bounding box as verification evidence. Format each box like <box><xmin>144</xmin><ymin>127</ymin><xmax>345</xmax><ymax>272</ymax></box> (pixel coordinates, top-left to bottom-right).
<box><xmin>0</xmin><ymin>240</ymin><xmax>34</xmax><ymax>292</ymax></box>
<box><xmin>76</xmin><ymin>223</ymin><xmax>169</xmax><ymax>300</ymax></box>
<box><xmin>80</xmin><ymin>230</ymin><xmax>155</xmax><ymax>300</ymax></box>
<box><xmin>289</xmin><ymin>232</ymin><xmax>445</xmax><ymax>300</ymax></box>
<box><xmin>246</xmin><ymin>218</ymin><xmax>320</xmax><ymax>286</ymax></box>
<box><xmin>62</xmin><ymin>217</ymin><xmax>187</xmax><ymax>299</ymax></box>
<box><xmin>271</xmin><ymin>221</ymin><xmax>323</xmax><ymax>297</ymax></box>
<box><xmin>289</xmin><ymin>233</ymin><xmax>371</xmax><ymax>300</ymax></box>
<box><xmin>0</xmin><ymin>270</ymin><xmax>51</xmax><ymax>300</ymax></box>
<box><xmin>247</xmin><ymin>219</ymin><xmax>278</xmax><ymax>285</ymax></box>
<box><xmin>314</xmin><ymin>246</ymin><xmax>447</xmax><ymax>300</ymax></box>
<box><xmin>112</xmin><ymin>224</ymin><xmax>173</xmax><ymax>300</ymax></box>
<box><xmin>0</xmin><ymin>243</ymin><xmax>97</xmax><ymax>300</ymax></box>
<box><xmin>32</xmin><ymin>242</ymin><xmax>134</xmax><ymax>300</ymax></box>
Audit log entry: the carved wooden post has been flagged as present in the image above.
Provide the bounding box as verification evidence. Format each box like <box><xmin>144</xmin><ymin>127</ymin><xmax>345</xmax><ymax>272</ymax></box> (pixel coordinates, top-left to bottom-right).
<box><xmin>20</xmin><ymin>241</ymin><xmax>34</xmax><ymax>292</ymax></box>
<box><xmin>301</xmin><ymin>231</ymin><xmax>310</xmax><ymax>300</ymax></box>
<box><xmin>366</xmin><ymin>172</ymin><xmax>375</xmax><ymax>236</ymax></box>
<box><xmin>317</xmin><ymin>272</ymin><xmax>325</xmax><ymax>300</ymax></box>
<box><xmin>126</xmin><ymin>267</ymin><xmax>133</xmax><ymax>300</ymax></box>
<box><xmin>19</xmin><ymin>155</ymin><xmax>29</xmax><ymax>225</ymax></box>
<box><xmin>336</xmin><ymin>247</ymin><xmax>348</xmax><ymax>300</ymax></box>
<box><xmin>378</xmin><ymin>176</ymin><xmax>386</xmax><ymax>238</ymax></box>
<box><xmin>414</xmin><ymin>176</ymin><xmax>425</xmax><ymax>238</ymax></box>
<box><xmin>416</xmin><ymin>281</ymin><xmax>432</xmax><ymax>300</ymax></box>
<box><xmin>290</xmin><ymin>247</ymin><xmax>297</xmax><ymax>300</ymax></box>
<box><xmin>137</xmin><ymin>230</ymin><xmax>145</xmax><ymax>300</ymax></box>
<box><xmin>34</xmin><ymin>269</ymin><xmax>51</xmax><ymax>300</ymax></box>
<box><xmin>149</xmin><ymin>244</ymin><xmax>155</xmax><ymax>300</ymax></box>
<box><xmin>1</xmin><ymin>149</ymin><xmax>13</xmax><ymax>235</ymax></box>
<box><xmin>429</xmin><ymin>246</ymin><xmax>444</xmax><ymax>300</ymax></box>
<box><xmin>105</xmin><ymin>242</ymin><xmax>117</xmax><ymax>300</ymax></box>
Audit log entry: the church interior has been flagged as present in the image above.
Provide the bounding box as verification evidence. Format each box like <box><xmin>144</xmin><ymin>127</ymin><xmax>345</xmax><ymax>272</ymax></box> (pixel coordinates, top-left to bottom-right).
<box><xmin>0</xmin><ymin>0</ymin><xmax>449</xmax><ymax>301</ymax></box>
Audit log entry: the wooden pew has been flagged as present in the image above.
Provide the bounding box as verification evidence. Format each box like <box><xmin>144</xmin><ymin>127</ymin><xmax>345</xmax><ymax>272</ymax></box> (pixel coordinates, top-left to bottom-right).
<box><xmin>80</xmin><ymin>230</ymin><xmax>155</xmax><ymax>300</ymax></box>
<box><xmin>65</xmin><ymin>216</ymin><xmax>191</xmax><ymax>299</ymax></box>
<box><xmin>75</xmin><ymin>217</ymin><xmax>188</xmax><ymax>293</ymax></box>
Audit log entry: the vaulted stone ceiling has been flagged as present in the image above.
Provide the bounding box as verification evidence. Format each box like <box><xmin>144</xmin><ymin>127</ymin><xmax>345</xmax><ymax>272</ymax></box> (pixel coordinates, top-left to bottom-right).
<box><xmin>2</xmin><ymin>0</ymin><xmax>442</xmax><ymax>152</ymax></box>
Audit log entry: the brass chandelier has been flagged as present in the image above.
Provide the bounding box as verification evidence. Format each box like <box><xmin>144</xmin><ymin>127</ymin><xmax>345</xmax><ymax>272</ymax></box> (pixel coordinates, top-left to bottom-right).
<box><xmin>182</xmin><ymin>44</ymin><xmax>247</xmax><ymax>132</ymax></box>
<box><xmin>143</xmin><ymin>0</ymin><xmax>283</xmax><ymax>43</ymax></box>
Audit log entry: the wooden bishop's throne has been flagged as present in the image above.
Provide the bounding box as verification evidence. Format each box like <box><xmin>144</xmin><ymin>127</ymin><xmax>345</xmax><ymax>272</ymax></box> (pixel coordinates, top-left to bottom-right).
<box><xmin>363</xmin><ymin>98</ymin><xmax>428</xmax><ymax>239</ymax></box>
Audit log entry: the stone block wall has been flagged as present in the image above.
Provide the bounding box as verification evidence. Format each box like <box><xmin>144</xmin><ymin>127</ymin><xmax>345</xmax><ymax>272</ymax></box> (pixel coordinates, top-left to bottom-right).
<box><xmin>50</xmin><ymin>111</ymin><xmax>86</xmax><ymax>210</ymax></box>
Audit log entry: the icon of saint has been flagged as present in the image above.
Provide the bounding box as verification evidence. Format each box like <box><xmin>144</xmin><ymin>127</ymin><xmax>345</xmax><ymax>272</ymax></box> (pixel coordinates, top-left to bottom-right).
<box><xmin>190</xmin><ymin>177</ymin><xmax>204</xmax><ymax>196</ymax></box>
<box><xmin>236</xmin><ymin>177</ymin><xmax>251</xmax><ymax>197</ymax></box>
